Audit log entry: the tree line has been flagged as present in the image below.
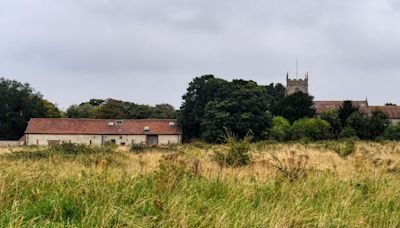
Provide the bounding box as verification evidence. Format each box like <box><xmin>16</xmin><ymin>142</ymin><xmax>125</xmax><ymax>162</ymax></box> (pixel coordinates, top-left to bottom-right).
<box><xmin>178</xmin><ymin>75</ymin><xmax>398</xmax><ymax>143</ymax></box>
<box><xmin>1</xmin><ymin>76</ymin><xmax>400</xmax><ymax>142</ymax></box>
<box><xmin>0</xmin><ymin>77</ymin><xmax>176</xmax><ymax>140</ymax></box>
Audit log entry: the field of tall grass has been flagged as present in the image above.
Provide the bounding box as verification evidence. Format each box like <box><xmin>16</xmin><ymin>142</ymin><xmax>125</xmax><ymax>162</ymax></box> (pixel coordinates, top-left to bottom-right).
<box><xmin>1</xmin><ymin>141</ymin><xmax>400</xmax><ymax>227</ymax></box>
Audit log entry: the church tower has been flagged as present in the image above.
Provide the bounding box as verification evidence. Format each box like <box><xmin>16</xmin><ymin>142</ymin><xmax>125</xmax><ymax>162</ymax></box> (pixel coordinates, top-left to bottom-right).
<box><xmin>285</xmin><ymin>72</ymin><xmax>309</xmax><ymax>96</ymax></box>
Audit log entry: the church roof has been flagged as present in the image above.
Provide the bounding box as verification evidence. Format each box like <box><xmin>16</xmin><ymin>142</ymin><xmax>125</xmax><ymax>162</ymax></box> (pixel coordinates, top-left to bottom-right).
<box><xmin>314</xmin><ymin>100</ymin><xmax>369</xmax><ymax>114</ymax></box>
<box><xmin>314</xmin><ymin>101</ymin><xmax>400</xmax><ymax>119</ymax></box>
<box><xmin>368</xmin><ymin>106</ymin><xmax>400</xmax><ymax>119</ymax></box>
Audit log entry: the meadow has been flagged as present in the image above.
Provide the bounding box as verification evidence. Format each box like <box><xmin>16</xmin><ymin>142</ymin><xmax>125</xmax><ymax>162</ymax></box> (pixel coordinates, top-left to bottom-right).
<box><xmin>1</xmin><ymin>141</ymin><xmax>400</xmax><ymax>227</ymax></box>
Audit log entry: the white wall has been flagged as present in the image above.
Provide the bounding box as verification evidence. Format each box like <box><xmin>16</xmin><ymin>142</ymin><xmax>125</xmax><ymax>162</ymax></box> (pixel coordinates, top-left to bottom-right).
<box><xmin>390</xmin><ymin>119</ymin><xmax>400</xmax><ymax>125</ymax></box>
<box><xmin>26</xmin><ymin>134</ymin><xmax>181</xmax><ymax>146</ymax></box>
<box><xmin>159</xmin><ymin>135</ymin><xmax>182</xmax><ymax>145</ymax></box>
<box><xmin>26</xmin><ymin>134</ymin><xmax>103</xmax><ymax>146</ymax></box>
<box><xmin>0</xmin><ymin>141</ymin><xmax>22</xmax><ymax>147</ymax></box>
<box><xmin>102</xmin><ymin>135</ymin><xmax>147</xmax><ymax>145</ymax></box>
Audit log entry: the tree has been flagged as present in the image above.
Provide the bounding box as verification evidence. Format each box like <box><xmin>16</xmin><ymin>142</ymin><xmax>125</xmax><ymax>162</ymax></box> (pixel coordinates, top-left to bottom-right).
<box><xmin>321</xmin><ymin>109</ymin><xmax>342</xmax><ymax>139</ymax></box>
<box><xmin>0</xmin><ymin>78</ymin><xmax>55</xmax><ymax>139</ymax></box>
<box><xmin>179</xmin><ymin>75</ymin><xmax>230</xmax><ymax>140</ymax></box>
<box><xmin>339</xmin><ymin>101</ymin><xmax>359</xmax><ymax>126</ymax></box>
<box><xmin>94</xmin><ymin>99</ymin><xmax>129</xmax><ymax>119</ymax></box>
<box><xmin>346</xmin><ymin>112</ymin><xmax>369</xmax><ymax>139</ymax></box>
<box><xmin>198</xmin><ymin>80</ymin><xmax>272</xmax><ymax>143</ymax></box>
<box><xmin>201</xmin><ymin>101</ymin><xmax>234</xmax><ymax>143</ymax></box>
<box><xmin>41</xmin><ymin>99</ymin><xmax>63</xmax><ymax>118</ymax></box>
<box><xmin>384</xmin><ymin>123</ymin><xmax>400</xmax><ymax>140</ymax></box>
<box><xmin>291</xmin><ymin>118</ymin><xmax>331</xmax><ymax>140</ymax></box>
<box><xmin>266</xmin><ymin>83</ymin><xmax>286</xmax><ymax>115</ymax></box>
<box><xmin>66</xmin><ymin>103</ymin><xmax>98</xmax><ymax>118</ymax></box>
<box><xmin>339</xmin><ymin>127</ymin><xmax>357</xmax><ymax>139</ymax></box>
<box><xmin>152</xmin><ymin>104</ymin><xmax>177</xmax><ymax>119</ymax></box>
<box><xmin>180</xmin><ymin>75</ymin><xmax>274</xmax><ymax>143</ymax></box>
<box><xmin>66</xmin><ymin>98</ymin><xmax>177</xmax><ymax>120</ymax></box>
<box><xmin>269</xmin><ymin>116</ymin><xmax>291</xmax><ymax>141</ymax></box>
<box><xmin>368</xmin><ymin>110</ymin><xmax>390</xmax><ymax>139</ymax></box>
<box><xmin>274</xmin><ymin>92</ymin><xmax>316</xmax><ymax>123</ymax></box>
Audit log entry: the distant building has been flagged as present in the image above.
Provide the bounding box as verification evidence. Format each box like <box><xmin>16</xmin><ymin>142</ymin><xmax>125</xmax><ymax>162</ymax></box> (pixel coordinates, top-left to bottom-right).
<box><xmin>285</xmin><ymin>72</ymin><xmax>309</xmax><ymax>96</ymax></box>
<box><xmin>314</xmin><ymin>100</ymin><xmax>369</xmax><ymax>114</ymax></box>
<box><xmin>24</xmin><ymin>118</ymin><xmax>182</xmax><ymax>146</ymax></box>
<box><xmin>285</xmin><ymin>74</ymin><xmax>400</xmax><ymax>124</ymax></box>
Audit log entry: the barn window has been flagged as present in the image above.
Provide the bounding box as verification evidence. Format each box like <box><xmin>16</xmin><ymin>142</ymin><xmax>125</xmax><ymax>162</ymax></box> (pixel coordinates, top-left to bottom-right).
<box><xmin>121</xmin><ymin>142</ymin><xmax>126</xmax><ymax>146</ymax></box>
<box><xmin>110</xmin><ymin>140</ymin><xmax>116</xmax><ymax>144</ymax></box>
<box><xmin>89</xmin><ymin>140</ymin><xmax>92</xmax><ymax>145</ymax></box>
<box><xmin>116</xmin><ymin>120</ymin><xmax>124</xmax><ymax>125</ymax></box>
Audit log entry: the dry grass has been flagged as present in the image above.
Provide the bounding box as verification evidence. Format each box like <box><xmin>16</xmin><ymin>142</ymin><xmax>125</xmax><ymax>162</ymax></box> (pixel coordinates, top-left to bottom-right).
<box><xmin>1</xmin><ymin>141</ymin><xmax>400</xmax><ymax>226</ymax></box>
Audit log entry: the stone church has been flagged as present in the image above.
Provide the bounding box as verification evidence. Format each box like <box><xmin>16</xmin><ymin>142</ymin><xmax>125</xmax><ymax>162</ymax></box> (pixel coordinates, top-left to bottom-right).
<box><xmin>285</xmin><ymin>72</ymin><xmax>309</xmax><ymax>96</ymax></box>
<box><xmin>285</xmin><ymin>73</ymin><xmax>400</xmax><ymax>124</ymax></box>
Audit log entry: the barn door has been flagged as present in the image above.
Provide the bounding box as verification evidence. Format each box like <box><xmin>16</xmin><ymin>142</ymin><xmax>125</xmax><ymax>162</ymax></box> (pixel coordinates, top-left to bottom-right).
<box><xmin>147</xmin><ymin>135</ymin><xmax>158</xmax><ymax>146</ymax></box>
<box><xmin>47</xmin><ymin>140</ymin><xmax>61</xmax><ymax>146</ymax></box>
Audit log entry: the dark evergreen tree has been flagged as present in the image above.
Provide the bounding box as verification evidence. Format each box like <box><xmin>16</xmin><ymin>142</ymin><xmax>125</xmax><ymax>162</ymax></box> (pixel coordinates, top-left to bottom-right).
<box><xmin>0</xmin><ymin>78</ymin><xmax>60</xmax><ymax>139</ymax></box>
<box><xmin>339</xmin><ymin>100</ymin><xmax>359</xmax><ymax>126</ymax></box>
<box><xmin>273</xmin><ymin>92</ymin><xmax>316</xmax><ymax>123</ymax></box>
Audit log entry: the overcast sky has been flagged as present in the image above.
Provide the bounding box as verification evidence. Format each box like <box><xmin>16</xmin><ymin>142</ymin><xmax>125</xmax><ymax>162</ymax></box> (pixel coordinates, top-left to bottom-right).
<box><xmin>1</xmin><ymin>0</ymin><xmax>399</xmax><ymax>109</ymax></box>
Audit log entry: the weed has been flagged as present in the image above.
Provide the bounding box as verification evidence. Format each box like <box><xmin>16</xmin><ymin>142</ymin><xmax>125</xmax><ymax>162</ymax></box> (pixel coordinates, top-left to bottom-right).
<box><xmin>325</xmin><ymin>139</ymin><xmax>356</xmax><ymax>158</ymax></box>
<box><xmin>267</xmin><ymin>150</ymin><xmax>310</xmax><ymax>182</ymax></box>
<box><xmin>212</xmin><ymin>133</ymin><xmax>252</xmax><ymax>167</ymax></box>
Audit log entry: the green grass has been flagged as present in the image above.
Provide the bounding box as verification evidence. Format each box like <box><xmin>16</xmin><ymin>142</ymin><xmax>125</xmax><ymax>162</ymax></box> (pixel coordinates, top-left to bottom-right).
<box><xmin>1</xmin><ymin>142</ymin><xmax>400</xmax><ymax>227</ymax></box>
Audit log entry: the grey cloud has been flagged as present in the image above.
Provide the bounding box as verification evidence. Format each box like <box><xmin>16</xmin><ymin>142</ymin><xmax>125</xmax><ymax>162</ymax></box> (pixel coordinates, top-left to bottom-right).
<box><xmin>0</xmin><ymin>0</ymin><xmax>399</xmax><ymax>109</ymax></box>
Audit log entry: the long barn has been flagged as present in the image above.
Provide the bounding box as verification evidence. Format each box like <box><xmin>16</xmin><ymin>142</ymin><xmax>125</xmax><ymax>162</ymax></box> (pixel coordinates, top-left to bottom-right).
<box><xmin>24</xmin><ymin>118</ymin><xmax>182</xmax><ymax>146</ymax></box>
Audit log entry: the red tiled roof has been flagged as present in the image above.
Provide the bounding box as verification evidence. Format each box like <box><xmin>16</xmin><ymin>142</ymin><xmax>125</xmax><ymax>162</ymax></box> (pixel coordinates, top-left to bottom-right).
<box><xmin>368</xmin><ymin>106</ymin><xmax>400</xmax><ymax>119</ymax></box>
<box><xmin>25</xmin><ymin>118</ymin><xmax>182</xmax><ymax>135</ymax></box>
<box><xmin>314</xmin><ymin>101</ymin><xmax>368</xmax><ymax>114</ymax></box>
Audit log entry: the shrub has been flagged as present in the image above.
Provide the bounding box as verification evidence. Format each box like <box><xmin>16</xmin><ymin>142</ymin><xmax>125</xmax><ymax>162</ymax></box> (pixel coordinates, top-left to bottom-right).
<box><xmin>384</xmin><ymin>123</ymin><xmax>400</xmax><ymax>140</ymax></box>
<box><xmin>154</xmin><ymin>153</ymin><xmax>200</xmax><ymax>193</ymax></box>
<box><xmin>326</xmin><ymin>139</ymin><xmax>356</xmax><ymax>158</ymax></box>
<box><xmin>2</xmin><ymin>143</ymin><xmax>124</xmax><ymax>167</ymax></box>
<box><xmin>213</xmin><ymin>133</ymin><xmax>252</xmax><ymax>167</ymax></box>
<box><xmin>321</xmin><ymin>109</ymin><xmax>342</xmax><ymax>139</ymax></box>
<box><xmin>269</xmin><ymin>116</ymin><xmax>291</xmax><ymax>141</ymax></box>
<box><xmin>369</xmin><ymin>110</ymin><xmax>390</xmax><ymax>139</ymax></box>
<box><xmin>267</xmin><ymin>150</ymin><xmax>310</xmax><ymax>182</ymax></box>
<box><xmin>291</xmin><ymin>118</ymin><xmax>331</xmax><ymax>141</ymax></box>
<box><xmin>339</xmin><ymin>127</ymin><xmax>357</xmax><ymax>139</ymax></box>
<box><xmin>346</xmin><ymin>112</ymin><xmax>370</xmax><ymax>139</ymax></box>
<box><xmin>130</xmin><ymin>144</ymin><xmax>149</xmax><ymax>153</ymax></box>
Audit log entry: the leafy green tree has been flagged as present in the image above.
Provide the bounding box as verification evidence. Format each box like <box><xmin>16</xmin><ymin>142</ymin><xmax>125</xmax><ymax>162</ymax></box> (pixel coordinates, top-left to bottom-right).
<box><xmin>346</xmin><ymin>112</ymin><xmax>369</xmax><ymax>139</ymax></box>
<box><xmin>274</xmin><ymin>92</ymin><xmax>316</xmax><ymax>123</ymax></box>
<box><xmin>180</xmin><ymin>75</ymin><xmax>274</xmax><ymax>143</ymax></box>
<box><xmin>339</xmin><ymin>127</ymin><xmax>357</xmax><ymax>139</ymax></box>
<box><xmin>291</xmin><ymin>118</ymin><xmax>331</xmax><ymax>140</ymax></box>
<box><xmin>321</xmin><ymin>109</ymin><xmax>342</xmax><ymax>139</ymax></box>
<box><xmin>384</xmin><ymin>123</ymin><xmax>400</xmax><ymax>140</ymax></box>
<box><xmin>199</xmin><ymin>80</ymin><xmax>272</xmax><ymax>143</ymax></box>
<box><xmin>66</xmin><ymin>103</ymin><xmax>98</xmax><ymax>118</ymax></box>
<box><xmin>151</xmin><ymin>104</ymin><xmax>177</xmax><ymax>119</ymax></box>
<box><xmin>42</xmin><ymin>99</ymin><xmax>63</xmax><ymax>118</ymax></box>
<box><xmin>339</xmin><ymin>101</ymin><xmax>359</xmax><ymax>126</ymax></box>
<box><xmin>368</xmin><ymin>110</ymin><xmax>390</xmax><ymax>139</ymax></box>
<box><xmin>269</xmin><ymin>116</ymin><xmax>291</xmax><ymax>141</ymax></box>
<box><xmin>94</xmin><ymin>99</ymin><xmax>129</xmax><ymax>119</ymax></box>
<box><xmin>179</xmin><ymin>75</ymin><xmax>231</xmax><ymax>140</ymax></box>
<box><xmin>0</xmin><ymin>78</ymin><xmax>57</xmax><ymax>139</ymax></box>
<box><xmin>67</xmin><ymin>98</ymin><xmax>177</xmax><ymax>119</ymax></box>
<box><xmin>266</xmin><ymin>83</ymin><xmax>286</xmax><ymax>115</ymax></box>
<box><xmin>201</xmin><ymin>101</ymin><xmax>233</xmax><ymax>143</ymax></box>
